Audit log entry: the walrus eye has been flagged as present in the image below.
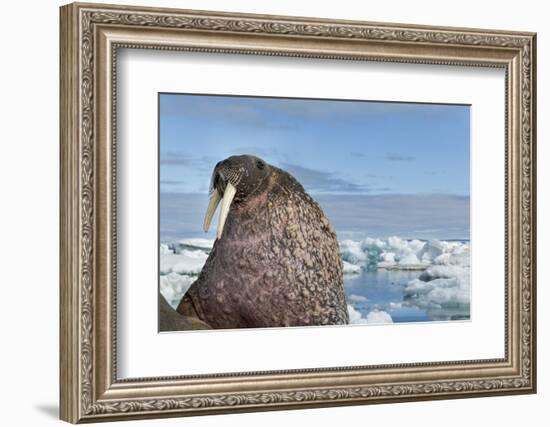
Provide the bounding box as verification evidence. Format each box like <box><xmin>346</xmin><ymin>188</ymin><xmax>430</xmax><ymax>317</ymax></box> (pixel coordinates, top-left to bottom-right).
<box><xmin>256</xmin><ymin>160</ymin><xmax>265</xmax><ymax>170</ymax></box>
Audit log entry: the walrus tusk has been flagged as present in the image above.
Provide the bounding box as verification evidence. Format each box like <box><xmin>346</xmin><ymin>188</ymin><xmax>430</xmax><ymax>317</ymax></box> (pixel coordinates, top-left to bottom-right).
<box><xmin>203</xmin><ymin>190</ymin><xmax>222</xmax><ymax>233</ymax></box>
<box><xmin>217</xmin><ymin>182</ymin><xmax>237</xmax><ymax>239</ymax></box>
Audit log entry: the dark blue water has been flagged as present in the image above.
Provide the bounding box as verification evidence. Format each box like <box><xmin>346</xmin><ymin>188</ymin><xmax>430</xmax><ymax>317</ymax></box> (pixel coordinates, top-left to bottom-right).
<box><xmin>344</xmin><ymin>269</ymin><xmax>432</xmax><ymax>323</ymax></box>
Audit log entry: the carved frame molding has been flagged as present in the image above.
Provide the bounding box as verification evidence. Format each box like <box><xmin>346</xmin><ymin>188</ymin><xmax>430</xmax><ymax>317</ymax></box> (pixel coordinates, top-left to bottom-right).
<box><xmin>60</xmin><ymin>2</ymin><xmax>536</xmax><ymax>423</ymax></box>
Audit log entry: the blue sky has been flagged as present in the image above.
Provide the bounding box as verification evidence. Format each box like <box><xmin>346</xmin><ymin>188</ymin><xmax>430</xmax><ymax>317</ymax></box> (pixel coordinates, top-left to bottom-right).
<box><xmin>159</xmin><ymin>93</ymin><xmax>470</xmax><ymax>240</ymax></box>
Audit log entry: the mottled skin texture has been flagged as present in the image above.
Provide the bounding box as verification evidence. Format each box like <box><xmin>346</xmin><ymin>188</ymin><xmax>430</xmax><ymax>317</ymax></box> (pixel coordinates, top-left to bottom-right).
<box><xmin>176</xmin><ymin>155</ymin><xmax>348</xmax><ymax>329</ymax></box>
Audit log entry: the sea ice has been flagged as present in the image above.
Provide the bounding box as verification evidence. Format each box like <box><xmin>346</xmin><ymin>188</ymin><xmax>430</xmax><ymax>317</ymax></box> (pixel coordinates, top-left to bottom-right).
<box><xmin>159</xmin><ymin>235</ymin><xmax>471</xmax><ymax>323</ymax></box>
<box><xmin>403</xmin><ymin>264</ymin><xmax>470</xmax><ymax>320</ymax></box>
<box><xmin>348</xmin><ymin>294</ymin><xmax>368</xmax><ymax>303</ymax></box>
<box><xmin>347</xmin><ymin>305</ymin><xmax>393</xmax><ymax>324</ymax></box>
<box><xmin>160</xmin><ymin>250</ymin><xmax>208</xmax><ymax>275</ymax></box>
<box><xmin>347</xmin><ymin>305</ymin><xmax>365</xmax><ymax>324</ymax></box>
<box><xmin>366</xmin><ymin>309</ymin><xmax>394</xmax><ymax>324</ymax></box>
<box><xmin>159</xmin><ymin>242</ymin><xmax>211</xmax><ymax>309</ymax></box>
<box><xmin>169</xmin><ymin>238</ymin><xmax>215</xmax><ymax>254</ymax></box>
<box><xmin>340</xmin><ymin>236</ymin><xmax>469</xmax><ymax>271</ymax></box>
<box><xmin>342</xmin><ymin>261</ymin><xmax>361</xmax><ymax>275</ymax></box>
<box><xmin>160</xmin><ymin>272</ymin><xmax>195</xmax><ymax>309</ymax></box>
<box><xmin>160</xmin><ymin>243</ymin><xmax>172</xmax><ymax>254</ymax></box>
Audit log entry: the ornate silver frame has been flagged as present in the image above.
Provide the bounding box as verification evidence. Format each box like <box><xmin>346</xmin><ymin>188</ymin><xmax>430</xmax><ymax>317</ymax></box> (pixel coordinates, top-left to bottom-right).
<box><xmin>60</xmin><ymin>2</ymin><xmax>537</xmax><ymax>423</ymax></box>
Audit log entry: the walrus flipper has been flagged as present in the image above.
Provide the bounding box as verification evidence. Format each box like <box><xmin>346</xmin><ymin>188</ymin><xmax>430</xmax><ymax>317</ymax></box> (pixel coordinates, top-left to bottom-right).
<box><xmin>160</xmin><ymin>294</ymin><xmax>211</xmax><ymax>332</ymax></box>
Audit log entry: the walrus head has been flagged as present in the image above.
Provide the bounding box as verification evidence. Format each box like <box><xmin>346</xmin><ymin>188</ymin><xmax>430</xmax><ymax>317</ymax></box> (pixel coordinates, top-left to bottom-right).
<box><xmin>203</xmin><ymin>155</ymin><xmax>271</xmax><ymax>239</ymax></box>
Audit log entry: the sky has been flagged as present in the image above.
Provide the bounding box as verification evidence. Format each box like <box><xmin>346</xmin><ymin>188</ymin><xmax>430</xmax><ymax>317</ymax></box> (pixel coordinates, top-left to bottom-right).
<box><xmin>159</xmin><ymin>93</ymin><xmax>470</xmax><ymax>241</ymax></box>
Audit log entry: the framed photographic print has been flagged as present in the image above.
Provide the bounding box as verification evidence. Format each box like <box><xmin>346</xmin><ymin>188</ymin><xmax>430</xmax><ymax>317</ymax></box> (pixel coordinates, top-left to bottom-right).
<box><xmin>59</xmin><ymin>2</ymin><xmax>537</xmax><ymax>423</ymax></box>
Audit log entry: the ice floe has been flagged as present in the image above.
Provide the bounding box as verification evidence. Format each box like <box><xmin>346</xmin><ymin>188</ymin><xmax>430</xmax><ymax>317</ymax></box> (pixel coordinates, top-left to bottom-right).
<box><xmin>340</xmin><ymin>236</ymin><xmax>469</xmax><ymax>271</ymax></box>
<box><xmin>160</xmin><ymin>250</ymin><xmax>208</xmax><ymax>275</ymax></box>
<box><xmin>160</xmin><ymin>273</ymin><xmax>195</xmax><ymax>309</ymax></box>
<box><xmin>348</xmin><ymin>294</ymin><xmax>368</xmax><ymax>303</ymax></box>
<box><xmin>348</xmin><ymin>305</ymin><xmax>393</xmax><ymax>324</ymax></box>
<box><xmin>342</xmin><ymin>260</ymin><xmax>361</xmax><ymax>275</ymax></box>
<box><xmin>366</xmin><ymin>309</ymin><xmax>394</xmax><ymax>324</ymax></box>
<box><xmin>159</xmin><ymin>240</ymin><xmax>212</xmax><ymax>309</ymax></box>
<box><xmin>159</xmin><ymin>236</ymin><xmax>470</xmax><ymax>323</ymax></box>
<box><xmin>168</xmin><ymin>238</ymin><xmax>214</xmax><ymax>254</ymax></box>
<box><xmin>403</xmin><ymin>264</ymin><xmax>470</xmax><ymax>321</ymax></box>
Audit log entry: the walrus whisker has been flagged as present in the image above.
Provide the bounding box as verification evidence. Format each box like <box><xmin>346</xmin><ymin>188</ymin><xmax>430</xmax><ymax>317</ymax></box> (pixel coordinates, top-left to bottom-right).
<box><xmin>217</xmin><ymin>182</ymin><xmax>237</xmax><ymax>239</ymax></box>
<box><xmin>203</xmin><ymin>189</ymin><xmax>222</xmax><ymax>233</ymax></box>
<box><xmin>224</xmin><ymin>168</ymin><xmax>243</xmax><ymax>188</ymax></box>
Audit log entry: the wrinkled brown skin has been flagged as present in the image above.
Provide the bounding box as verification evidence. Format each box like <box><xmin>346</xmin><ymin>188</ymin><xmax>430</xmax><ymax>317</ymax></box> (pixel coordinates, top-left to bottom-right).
<box><xmin>159</xmin><ymin>294</ymin><xmax>211</xmax><ymax>332</ymax></box>
<box><xmin>177</xmin><ymin>157</ymin><xmax>348</xmax><ymax>329</ymax></box>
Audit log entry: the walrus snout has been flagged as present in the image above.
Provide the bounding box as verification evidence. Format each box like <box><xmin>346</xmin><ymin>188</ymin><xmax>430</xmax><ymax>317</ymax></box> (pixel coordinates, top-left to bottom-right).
<box><xmin>204</xmin><ymin>155</ymin><xmax>271</xmax><ymax>239</ymax></box>
<box><xmin>212</xmin><ymin>161</ymin><xmax>236</xmax><ymax>192</ymax></box>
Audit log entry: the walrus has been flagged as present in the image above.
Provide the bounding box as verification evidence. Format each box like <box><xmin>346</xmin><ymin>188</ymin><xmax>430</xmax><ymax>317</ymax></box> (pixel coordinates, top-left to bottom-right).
<box><xmin>159</xmin><ymin>294</ymin><xmax>211</xmax><ymax>332</ymax></box>
<box><xmin>176</xmin><ymin>155</ymin><xmax>348</xmax><ymax>329</ymax></box>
